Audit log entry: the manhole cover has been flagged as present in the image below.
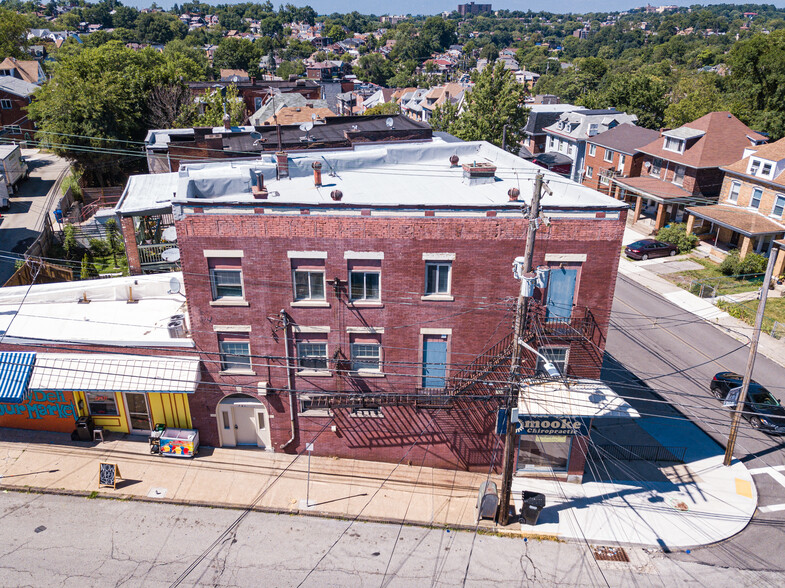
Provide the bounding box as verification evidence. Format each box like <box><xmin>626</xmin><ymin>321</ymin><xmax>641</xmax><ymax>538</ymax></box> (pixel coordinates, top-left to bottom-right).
<box><xmin>593</xmin><ymin>546</ymin><xmax>630</xmax><ymax>562</ymax></box>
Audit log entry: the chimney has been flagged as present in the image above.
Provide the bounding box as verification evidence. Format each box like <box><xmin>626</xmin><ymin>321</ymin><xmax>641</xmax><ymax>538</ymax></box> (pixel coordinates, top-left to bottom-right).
<box><xmin>312</xmin><ymin>161</ymin><xmax>322</xmax><ymax>186</ymax></box>
<box><xmin>252</xmin><ymin>172</ymin><xmax>268</xmax><ymax>199</ymax></box>
<box><xmin>223</xmin><ymin>113</ymin><xmax>231</xmax><ymax>131</ymax></box>
<box><xmin>276</xmin><ymin>152</ymin><xmax>289</xmax><ymax>179</ymax></box>
<box><xmin>462</xmin><ymin>161</ymin><xmax>497</xmax><ymax>186</ymax></box>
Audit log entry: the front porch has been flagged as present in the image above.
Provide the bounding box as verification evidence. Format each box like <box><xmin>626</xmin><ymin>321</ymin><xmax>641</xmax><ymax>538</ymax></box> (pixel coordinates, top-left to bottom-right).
<box><xmin>613</xmin><ymin>177</ymin><xmax>696</xmax><ymax>232</ymax></box>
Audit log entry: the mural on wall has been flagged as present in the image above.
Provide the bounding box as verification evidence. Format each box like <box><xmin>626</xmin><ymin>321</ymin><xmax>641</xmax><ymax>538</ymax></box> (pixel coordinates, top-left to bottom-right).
<box><xmin>0</xmin><ymin>390</ymin><xmax>77</xmax><ymax>433</ymax></box>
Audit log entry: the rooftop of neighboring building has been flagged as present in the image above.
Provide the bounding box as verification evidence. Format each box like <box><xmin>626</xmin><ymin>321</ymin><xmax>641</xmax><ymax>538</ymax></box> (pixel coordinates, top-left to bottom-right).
<box><xmin>543</xmin><ymin>108</ymin><xmax>639</xmax><ymax>141</ymax></box>
<box><xmin>686</xmin><ymin>204</ymin><xmax>785</xmax><ymax>236</ymax></box>
<box><xmin>164</xmin><ymin>141</ymin><xmax>627</xmax><ymax>213</ymax></box>
<box><xmin>264</xmin><ymin>106</ymin><xmax>336</xmax><ymax>125</ymax></box>
<box><xmin>0</xmin><ymin>57</ymin><xmax>42</xmax><ymax>84</ymax></box>
<box><xmin>0</xmin><ymin>75</ymin><xmax>39</xmax><ymax>98</ymax></box>
<box><xmin>722</xmin><ymin>137</ymin><xmax>785</xmax><ymax>187</ymax></box>
<box><xmin>587</xmin><ymin>123</ymin><xmax>660</xmax><ymax>156</ymax></box>
<box><xmin>638</xmin><ymin>111</ymin><xmax>768</xmax><ymax>169</ymax></box>
<box><xmin>523</xmin><ymin>104</ymin><xmax>581</xmax><ymax>136</ymax></box>
<box><xmin>0</xmin><ymin>273</ymin><xmax>192</xmax><ymax>348</ymax></box>
<box><xmin>249</xmin><ymin>93</ymin><xmax>333</xmax><ymax>126</ymax></box>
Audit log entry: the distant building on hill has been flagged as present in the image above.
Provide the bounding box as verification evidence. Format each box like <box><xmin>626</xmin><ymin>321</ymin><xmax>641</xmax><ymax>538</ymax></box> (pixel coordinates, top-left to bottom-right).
<box><xmin>458</xmin><ymin>2</ymin><xmax>492</xmax><ymax>16</ymax></box>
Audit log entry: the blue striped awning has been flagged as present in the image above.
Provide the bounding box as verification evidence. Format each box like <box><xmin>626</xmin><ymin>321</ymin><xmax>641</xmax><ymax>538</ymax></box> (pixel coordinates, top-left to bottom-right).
<box><xmin>0</xmin><ymin>352</ymin><xmax>36</xmax><ymax>404</ymax></box>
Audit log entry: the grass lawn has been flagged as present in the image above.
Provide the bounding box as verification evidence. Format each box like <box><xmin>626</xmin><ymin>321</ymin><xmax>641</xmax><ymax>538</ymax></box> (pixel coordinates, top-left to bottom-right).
<box><xmin>662</xmin><ymin>256</ymin><xmax>764</xmax><ymax>296</ymax></box>
<box><xmin>716</xmin><ymin>296</ymin><xmax>785</xmax><ymax>336</ymax></box>
<box><xmin>48</xmin><ymin>243</ymin><xmax>128</xmax><ymax>278</ymax></box>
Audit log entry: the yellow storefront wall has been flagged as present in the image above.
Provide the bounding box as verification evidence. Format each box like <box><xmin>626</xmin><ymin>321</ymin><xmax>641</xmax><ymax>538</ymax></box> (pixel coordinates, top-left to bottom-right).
<box><xmin>73</xmin><ymin>391</ymin><xmax>192</xmax><ymax>433</ymax></box>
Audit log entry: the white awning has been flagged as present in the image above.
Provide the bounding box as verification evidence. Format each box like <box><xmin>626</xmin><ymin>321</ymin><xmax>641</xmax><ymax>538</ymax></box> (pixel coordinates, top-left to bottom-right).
<box><xmin>29</xmin><ymin>354</ymin><xmax>199</xmax><ymax>394</ymax></box>
<box><xmin>518</xmin><ymin>379</ymin><xmax>640</xmax><ymax>419</ymax></box>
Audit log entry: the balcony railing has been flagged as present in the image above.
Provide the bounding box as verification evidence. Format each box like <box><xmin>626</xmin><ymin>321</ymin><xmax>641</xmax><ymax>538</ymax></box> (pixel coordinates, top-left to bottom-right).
<box><xmin>138</xmin><ymin>242</ymin><xmax>178</xmax><ymax>267</ymax></box>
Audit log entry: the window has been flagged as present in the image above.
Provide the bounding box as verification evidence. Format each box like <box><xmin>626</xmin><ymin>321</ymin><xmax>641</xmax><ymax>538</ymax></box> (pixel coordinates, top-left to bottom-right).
<box><xmin>585</xmin><ymin>166</ymin><xmax>593</xmax><ymax>179</ymax></box>
<box><xmin>750</xmin><ymin>188</ymin><xmax>763</xmax><ymax>209</ymax></box>
<box><xmin>219</xmin><ymin>337</ymin><xmax>251</xmax><ymax>372</ymax></box>
<box><xmin>86</xmin><ymin>392</ymin><xmax>118</xmax><ymax>416</ymax></box>
<box><xmin>559</xmin><ymin>140</ymin><xmax>567</xmax><ymax>154</ymax></box>
<box><xmin>772</xmin><ymin>194</ymin><xmax>785</xmax><ymax>217</ymax></box>
<box><xmin>663</xmin><ymin>136</ymin><xmax>684</xmax><ymax>153</ymax></box>
<box><xmin>297</xmin><ymin>340</ymin><xmax>328</xmax><ymax>371</ymax></box>
<box><xmin>603</xmin><ymin>148</ymin><xmax>614</xmax><ymax>163</ymax></box>
<box><xmin>749</xmin><ymin>159</ymin><xmax>761</xmax><ymax>176</ymax></box>
<box><xmin>672</xmin><ymin>165</ymin><xmax>686</xmax><ymax>186</ymax></box>
<box><xmin>351</xmin><ymin>339</ymin><xmax>381</xmax><ymax>372</ymax></box>
<box><xmin>350</xmin><ymin>270</ymin><xmax>380</xmax><ymax>301</ymax></box>
<box><xmin>425</xmin><ymin>262</ymin><xmax>451</xmax><ymax>295</ymax></box>
<box><xmin>728</xmin><ymin>181</ymin><xmax>740</xmax><ymax>203</ymax></box>
<box><xmin>6</xmin><ymin>125</ymin><xmax>20</xmax><ymax>135</ymax></box>
<box><xmin>588</xmin><ymin>144</ymin><xmax>596</xmax><ymax>157</ymax></box>
<box><xmin>206</xmin><ymin>254</ymin><xmax>244</xmax><ymax>301</ymax></box>
<box><xmin>0</xmin><ymin>99</ymin><xmax>11</xmax><ymax>110</ymax></box>
<box><xmin>293</xmin><ymin>269</ymin><xmax>325</xmax><ymax>300</ymax></box>
<box><xmin>588</xmin><ymin>124</ymin><xmax>599</xmax><ymax>136</ymax></box>
<box><xmin>299</xmin><ymin>394</ymin><xmax>332</xmax><ymax>416</ymax></box>
<box><xmin>536</xmin><ymin>347</ymin><xmax>568</xmax><ymax>376</ymax></box>
<box><xmin>599</xmin><ymin>172</ymin><xmax>610</xmax><ymax>186</ymax></box>
<box><xmin>650</xmin><ymin>157</ymin><xmax>662</xmax><ymax>178</ymax></box>
<box><xmin>618</xmin><ymin>154</ymin><xmax>626</xmax><ymax>171</ymax></box>
<box><xmin>762</xmin><ymin>162</ymin><xmax>773</xmax><ymax>177</ymax></box>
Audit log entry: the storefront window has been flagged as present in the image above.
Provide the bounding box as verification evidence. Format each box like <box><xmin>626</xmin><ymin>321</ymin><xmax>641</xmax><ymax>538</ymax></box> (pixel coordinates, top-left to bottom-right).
<box><xmin>517</xmin><ymin>435</ymin><xmax>572</xmax><ymax>472</ymax></box>
<box><xmin>86</xmin><ymin>392</ymin><xmax>119</xmax><ymax>416</ymax></box>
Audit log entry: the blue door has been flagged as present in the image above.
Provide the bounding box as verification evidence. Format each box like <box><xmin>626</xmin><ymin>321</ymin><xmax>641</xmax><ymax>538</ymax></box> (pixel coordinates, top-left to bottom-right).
<box><xmin>422</xmin><ymin>339</ymin><xmax>447</xmax><ymax>388</ymax></box>
<box><xmin>545</xmin><ymin>268</ymin><xmax>577</xmax><ymax>320</ymax></box>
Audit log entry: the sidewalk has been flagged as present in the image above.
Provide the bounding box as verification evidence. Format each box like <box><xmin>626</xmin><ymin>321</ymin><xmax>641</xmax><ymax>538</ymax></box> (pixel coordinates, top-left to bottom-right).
<box><xmin>0</xmin><ymin>425</ymin><xmax>756</xmax><ymax>549</ymax></box>
<box><xmin>620</xmin><ymin>226</ymin><xmax>785</xmax><ymax>368</ymax></box>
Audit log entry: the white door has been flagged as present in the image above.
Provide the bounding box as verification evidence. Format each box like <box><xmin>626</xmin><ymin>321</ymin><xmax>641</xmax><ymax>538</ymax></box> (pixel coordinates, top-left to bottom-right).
<box><xmin>234</xmin><ymin>406</ymin><xmax>258</xmax><ymax>445</ymax></box>
<box><xmin>254</xmin><ymin>407</ymin><xmax>271</xmax><ymax>449</ymax></box>
<box><xmin>124</xmin><ymin>392</ymin><xmax>151</xmax><ymax>434</ymax></box>
<box><xmin>219</xmin><ymin>407</ymin><xmax>236</xmax><ymax>447</ymax></box>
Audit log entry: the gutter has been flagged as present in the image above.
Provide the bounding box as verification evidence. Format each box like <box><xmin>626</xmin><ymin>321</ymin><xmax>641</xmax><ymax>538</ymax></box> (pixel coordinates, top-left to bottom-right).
<box><xmin>279</xmin><ymin>309</ymin><xmax>297</xmax><ymax>450</ymax></box>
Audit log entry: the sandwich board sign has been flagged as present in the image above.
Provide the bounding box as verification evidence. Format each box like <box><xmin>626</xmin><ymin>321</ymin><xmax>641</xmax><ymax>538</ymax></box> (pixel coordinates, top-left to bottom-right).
<box><xmin>99</xmin><ymin>463</ymin><xmax>122</xmax><ymax>489</ymax></box>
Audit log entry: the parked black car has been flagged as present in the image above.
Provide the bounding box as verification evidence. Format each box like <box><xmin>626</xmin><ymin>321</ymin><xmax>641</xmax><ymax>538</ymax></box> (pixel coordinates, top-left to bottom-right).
<box><xmin>624</xmin><ymin>239</ymin><xmax>679</xmax><ymax>260</ymax></box>
<box><xmin>711</xmin><ymin>372</ymin><xmax>785</xmax><ymax>434</ymax></box>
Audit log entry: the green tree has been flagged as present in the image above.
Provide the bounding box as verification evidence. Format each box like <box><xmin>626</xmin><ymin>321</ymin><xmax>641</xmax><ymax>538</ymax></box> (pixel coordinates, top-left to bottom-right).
<box><xmin>429</xmin><ymin>100</ymin><xmax>459</xmax><ymax>133</ymax></box>
<box><xmin>187</xmin><ymin>84</ymin><xmax>245</xmax><ymax>127</ymax></box>
<box><xmin>80</xmin><ymin>253</ymin><xmax>91</xmax><ymax>280</ymax></box>
<box><xmin>136</xmin><ymin>12</ymin><xmax>188</xmax><ymax>45</ymax></box>
<box><xmin>213</xmin><ymin>37</ymin><xmax>260</xmax><ymax>71</ymax></box>
<box><xmin>450</xmin><ymin>62</ymin><xmax>529</xmax><ymax>153</ymax></box>
<box><xmin>583</xmin><ymin>73</ymin><xmax>669</xmax><ymax>129</ymax></box>
<box><xmin>0</xmin><ymin>8</ymin><xmax>30</xmax><ymax>59</ymax></box>
<box><xmin>656</xmin><ymin>223</ymin><xmax>698</xmax><ymax>253</ymax></box>
<box><xmin>105</xmin><ymin>218</ymin><xmax>120</xmax><ymax>267</ymax></box>
<box><xmin>63</xmin><ymin>224</ymin><xmax>77</xmax><ymax>260</ymax></box>
<box><xmin>356</xmin><ymin>53</ymin><xmax>394</xmax><ymax>86</ymax></box>
<box><xmin>421</xmin><ymin>16</ymin><xmax>457</xmax><ymax>52</ymax></box>
<box><xmin>327</xmin><ymin>24</ymin><xmax>344</xmax><ymax>40</ymax></box>
<box><xmin>276</xmin><ymin>60</ymin><xmax>305</xmax><ymax>80</ymax></box>
<box><xmin>364</xmin><ymin>102</ymin><xmax>400</xmax><ymax>115</ymax></box>
<box><xmin>664</xmin><ymin>74</ymin><xmax>729</xmax><ymax>128</ymax></box>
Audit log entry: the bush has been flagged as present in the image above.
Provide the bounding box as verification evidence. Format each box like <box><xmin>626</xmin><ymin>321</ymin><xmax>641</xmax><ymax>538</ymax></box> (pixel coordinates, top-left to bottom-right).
<box><xmin>89</xmin><ymin>238</ymin><xmax>109</xmax><ymax>256</ymax></box>
<box><xmin>719</xmin><ymin>250</ymin><xmax>767</xmax><ymax>276</ymax></box>
<box><xmin>656</xmin><ymin>223</ymin><xmax>699</xmax><ymax>253</ymax></box>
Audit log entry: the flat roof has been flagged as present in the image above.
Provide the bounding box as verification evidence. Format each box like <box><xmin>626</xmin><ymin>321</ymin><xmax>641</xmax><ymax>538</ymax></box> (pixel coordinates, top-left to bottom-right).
<box><xmin>518</xmin><ymin>379</ymin><xmax>640</xmax><ymax>418</ymax></box>
<box><xmin>171</xmin><ymin>141</ymin><xmax>627</xmax><ymax>212</ymax></box>
<box><xmin>0</xmin><ymin>273</ymin><xmax>192</xmax><ymax>348</ymax></box>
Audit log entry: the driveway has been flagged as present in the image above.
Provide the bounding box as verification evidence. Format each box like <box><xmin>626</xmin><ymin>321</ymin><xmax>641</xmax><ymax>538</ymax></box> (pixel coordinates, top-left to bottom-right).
<box><xmin>0</xmin><ymin>150</ymin><xmax>69</xmax><ymax>284</ymax></box>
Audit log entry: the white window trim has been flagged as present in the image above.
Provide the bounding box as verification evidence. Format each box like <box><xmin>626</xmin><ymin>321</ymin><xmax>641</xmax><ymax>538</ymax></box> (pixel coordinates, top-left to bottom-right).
<box><xmin>750</xmin><ymin>188</ymin><xmax>763</xmax><ymax>209</ymax></box>
<box><xmin>771</xmin><ymin>194</ymin><xmax>785</xmax><ymax>217</ymax></box>
<box><xmin>424</xmin><ymin>261</ymin><xmax>452</xmax><ymax>297</ymax></box>
<box><xmin>544</xmin><ymin>253</ymin><xmax>587</xmax><ymax>262</ymax></box>
<box><xmin>292</xmin><ymin>268</ymin><xmax>326</xmax><ymax>302</ymax></box>
<box><xmin>603</xmin><ymin>149</ymin><xmax>614</xmax><ymax>163</ymax></box>
<box><xmin>663</xmin><ymin>136</ymin><xmax>685</xmax><ymax>154</ymax></box>
<box><xmin>210</xmin><ymin>267</ymin><xmax>245</xmax><ymax>302</ymax></box>
<box><xmin>204</xmin><ymin>249</ymin><xmax>244</xmax><ymax>258</ymax></box>
<box><xmin>287</xmin><ymin>250</ymin><xmax>327</xmax><ymax>259</ymax></box>
<box><xmin>536</xmin><ymin>345</ymin><xmax>569</xmax><ymax>375</ymax></box>
<box><xmin>422</xmin><ymin>252</ymin><xmax>456</xmax><ymax>261</ymax></box>
<box><xmin>728</xmin><ymin>181</ymin><xmax>740</xmax><ymax>203</ymax></box>
<box><xmin>0</xmin><ymin>99</ymin><xmax>12</xmax><ymax>110</ymax></box>
<box><xmin>420</xmin><ymin>328</ymin><xmax>452</xmax><ymax>335</ymax></box>
<box><xmin>346</xmin><ymin>326</ymin><xmax>385</xmax><ymax>333</ymax></box>
<box><xmin>672</xmin><ymin>165</ymin><xmax>686</xmax><ymax>187</ymax></box>
<box><xmin>349</xmin><ymin>270</ymin><xmax>381</xmax><ymax>302</ymax></box>
<box><xmin>588</xmin><ymin>144</ymin><xmax>596</xmax><ymax>157</ymax></box>
<box><xmin>585</xmin><ymin>166</ymin><xmax>593</xmax><ymax>179</ymax></box>
<box><xmin>344</xmin><ymin>251</ymin><xmax>384</xmax><ymax>260</ymax></box>
<box><xmin>213</xmin><ymin>325</ymin><xmax>252</xmax><ymax>332</ymax></box>
<box><xmin>292</xmin><ymin>325</ymin><xmax>330</xmax><ymax>333</ymax></box>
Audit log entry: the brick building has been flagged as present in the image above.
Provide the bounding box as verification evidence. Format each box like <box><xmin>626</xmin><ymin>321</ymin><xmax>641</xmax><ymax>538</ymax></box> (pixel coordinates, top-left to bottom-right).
<box><xmin>614</xmin><ymin>112</ymin><xmax>768</xmax><ymax>232</ymax></box>
<box><xmin>0</xmin><ymin>76</ymin><xmax>38</xmax><ymax>140</ymax></box>
<box><xmin>581</xmin><ymin>123</ymin><xmax>659</xmax><ymax>195</ymax></box>
<box><xmin>686</xmin><ymin>137</ymin><xmax>785</xmax><ymax>262</ymax></box>
<box><xmin>161</xmin><ymin>141</ymin><xmax>631</xmax><ymax>479</ymax></box>
<box><xmin>187</xmin><ymin>79</ymin><xmax>321</xmax><ymax>121</ymax></box>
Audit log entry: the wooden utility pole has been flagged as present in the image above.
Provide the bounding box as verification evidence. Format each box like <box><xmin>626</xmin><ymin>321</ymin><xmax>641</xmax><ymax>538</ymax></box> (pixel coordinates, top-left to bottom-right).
<box><xmin>723</xmin><ymin>248</ymin><xmax>778</xmax><ymax>466</ymax></box>
<box><xmin>497</xmin><ymin>172</ymin><xmax>544</xmax><ymax>526</ymax></box>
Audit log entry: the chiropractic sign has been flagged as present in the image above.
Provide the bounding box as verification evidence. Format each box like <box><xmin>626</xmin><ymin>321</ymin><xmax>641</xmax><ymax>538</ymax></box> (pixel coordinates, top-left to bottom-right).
<box><xmin>496</xmin><ymin>408</ymin><xmax>590</xmax><ymax>436</ymax></box>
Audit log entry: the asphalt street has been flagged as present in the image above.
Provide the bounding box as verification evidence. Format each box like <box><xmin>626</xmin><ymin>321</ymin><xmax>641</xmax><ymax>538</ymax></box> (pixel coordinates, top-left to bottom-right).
<box><xmin>605</xmin><ymin>274</ymin><xmax>785</xmax><ymax>573</ymax></box>
<box><xmin>0</xmin><ymin>491</ymin><xmax>782</xmax><ymax>587</ymax></box>
<box><xmin>0</xmin><ymin>150</ymin><xmax>68</xmax><ymax>284</ymax></box>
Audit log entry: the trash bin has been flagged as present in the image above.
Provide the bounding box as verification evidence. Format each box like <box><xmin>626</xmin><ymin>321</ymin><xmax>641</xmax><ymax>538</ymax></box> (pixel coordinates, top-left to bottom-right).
<box><xmin>75</xmin><ymin>416</ymin><xmax>94</xmax><ymax>442</ymax></box>
<box><xmin>521</xmin><ymin>491</ymin><xmax>546</xmax><ymax>525</ymax></box>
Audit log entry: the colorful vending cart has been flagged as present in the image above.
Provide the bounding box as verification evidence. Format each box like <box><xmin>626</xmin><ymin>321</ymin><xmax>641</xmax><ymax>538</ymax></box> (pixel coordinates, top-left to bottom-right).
<box><xmin>159</xmin><ymin>427</ymin><xmax>199</xmax><ymax>457</ymax></box>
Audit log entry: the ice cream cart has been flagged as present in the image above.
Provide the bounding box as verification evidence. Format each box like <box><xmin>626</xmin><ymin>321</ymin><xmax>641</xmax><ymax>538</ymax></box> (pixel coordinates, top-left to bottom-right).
<box><xmin>155</xmin><ymin>427</ymin><xmax>199</xmax><ymax>458</ymax></box>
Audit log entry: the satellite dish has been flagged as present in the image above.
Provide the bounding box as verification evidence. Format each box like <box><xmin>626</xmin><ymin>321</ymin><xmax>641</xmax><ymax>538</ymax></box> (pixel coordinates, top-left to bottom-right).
<box><xmin>299</xmin><ymin>121</ymin><xmax>314</xmax><ymax>132</ymax></box>
<box><xmin>311</xmin><ymin>113</ymin><xmax>317</xmax><ymax>121</ymax></box>
<box><xmin>249</xmin><ymin>131</ymin><xmax>262</xmax><ymax>140</ymax></box>
<box><xmin>386</xmin><ymin>117</ymin><xmax>394</xmax><ymax>128</ymax></box>
<box><xmin>168</xmin><ymin>277</ymin><xmax>181</xmax><ymax>294</ymax></box>
<box><xmin>161</xmin><ymin>226</ymin><xmax>177</xmax><ymax>242</ymax></box>
<box><xmin>161</xmin><ymin>248</ymin><xmax>181</xmax><ymax>262</ymax></box>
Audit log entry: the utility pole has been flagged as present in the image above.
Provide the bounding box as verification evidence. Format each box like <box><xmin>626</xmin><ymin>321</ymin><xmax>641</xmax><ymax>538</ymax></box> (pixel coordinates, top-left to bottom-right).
<box><xmin>723</xmin><ymin>247</ymin><xmax>778</xmax><ymax>466</ymax></box>
<box><xmin>498</xmin><ymin>172</ymin><xmax>544</xmax><ymax>526</ymax></box>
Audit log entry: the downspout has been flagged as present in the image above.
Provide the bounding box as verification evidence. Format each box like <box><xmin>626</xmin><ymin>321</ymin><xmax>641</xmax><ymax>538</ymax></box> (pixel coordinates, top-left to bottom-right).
<box><xmin>279</xmin><ymin>309</ymin><xmax>297</xmax><ymax>449</ymax></box>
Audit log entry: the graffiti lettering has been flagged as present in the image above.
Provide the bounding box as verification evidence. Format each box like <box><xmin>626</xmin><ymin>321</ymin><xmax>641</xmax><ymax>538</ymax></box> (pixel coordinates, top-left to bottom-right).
<box><xmin>0</xmin><ymin>390</ymin><xmax>75</xmax><ymax>420</ymax></box>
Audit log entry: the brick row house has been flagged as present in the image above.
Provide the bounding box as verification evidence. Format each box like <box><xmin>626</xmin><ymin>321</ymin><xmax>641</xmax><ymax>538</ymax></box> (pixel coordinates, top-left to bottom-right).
<box><xmin>0</xmin><ymin>76</ymin><xmax>38</xmax><ymax>140</ymax></box>
<box><xmin>580</xmin><ymin>123</ymin><xmax>659</xmax><ymax>196</ymax></box>
<box><xmin>159</xmin><ymin>141</ymin><xmax>634</xmax><ymax>480</ymax></box>
<box><xmin>686</xmin><ymin>137</ymin><xmax>785</xmax><ymax>268</ymax></box>
<box><xmin>613</xmin><ymin>112</ymin><xmax>768</xmax><ymax>232</ymax></box>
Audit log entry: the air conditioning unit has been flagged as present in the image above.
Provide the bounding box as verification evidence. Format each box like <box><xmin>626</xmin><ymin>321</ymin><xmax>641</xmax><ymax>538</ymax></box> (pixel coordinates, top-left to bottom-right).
<box><xmin>167</xmin><ymin>315</ymin><xmax>186</xmax><ymax>338</ymax></box>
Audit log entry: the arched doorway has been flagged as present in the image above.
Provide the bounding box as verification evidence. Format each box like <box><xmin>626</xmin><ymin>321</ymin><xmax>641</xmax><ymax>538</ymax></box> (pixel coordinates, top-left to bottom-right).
<box><xmin>217</xmin><ymin>394</ymin><xmax>271</xmax><ymax>449</ymax></box>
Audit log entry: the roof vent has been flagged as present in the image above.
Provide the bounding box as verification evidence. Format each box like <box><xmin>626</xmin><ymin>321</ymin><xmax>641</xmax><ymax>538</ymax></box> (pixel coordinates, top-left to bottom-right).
<box><xmin>331</xmin><ymin>189</ymin><xmax>343</xmax><ymax>201</ymax></box>
<box><xmin>508</xmin><ymin>187</ymin><xmax>520</xmax><ymax>201</ymax></box>
<box><xmin>462</xmin><ymin>161</ymin><xmax>497</xmax><ymax>186</ymax></box>
<box><xmin>449</xmin><ymin>154</ymin><xmax>459</xmax><ymax>167</ymax></box>
<box><xmin>312</xmin><ymin>161</ymin><xmax>322</xmax><ymax>186</ymax></box>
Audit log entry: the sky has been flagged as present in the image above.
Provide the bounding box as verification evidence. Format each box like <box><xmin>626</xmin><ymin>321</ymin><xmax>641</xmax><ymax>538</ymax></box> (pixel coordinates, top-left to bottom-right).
<box><xmin>127</xmin><ymin>1</ymin><xmax>785</xmax><ymax>15</ymax></box>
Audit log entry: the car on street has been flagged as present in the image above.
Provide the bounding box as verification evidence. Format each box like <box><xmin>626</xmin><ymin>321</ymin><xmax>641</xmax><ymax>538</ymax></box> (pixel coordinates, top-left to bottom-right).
<box><xmin>711</xmin><ymin>372</ymin><xmax>785</xmax><ymax>433</ymax></box>
<box><xmin>624</xmin><ymin>239</ymin><xmax>679</xmax><ymax>260</ymax></box>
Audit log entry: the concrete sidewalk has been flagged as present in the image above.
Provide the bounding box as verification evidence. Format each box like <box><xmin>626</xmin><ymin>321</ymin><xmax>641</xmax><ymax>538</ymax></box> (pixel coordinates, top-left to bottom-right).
<box><xmin>620</xmin><ymin>226</ymin><xmax>785</xmax><ymax>368</ymax></box>
<box><xmin>0</xmin><ymin>426</ymin><xmax>755</xmax><ymax>549</ymax></box>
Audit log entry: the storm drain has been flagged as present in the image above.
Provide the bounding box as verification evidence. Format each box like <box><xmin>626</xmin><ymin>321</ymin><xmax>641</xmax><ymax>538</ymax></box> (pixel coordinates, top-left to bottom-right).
<box><xmin>592</xmin><ymin>546</ymin><xmax>630</xmax><ymax>563</ymax></box>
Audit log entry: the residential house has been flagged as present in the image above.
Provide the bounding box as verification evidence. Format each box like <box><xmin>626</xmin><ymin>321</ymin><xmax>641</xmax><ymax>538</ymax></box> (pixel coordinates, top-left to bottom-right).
<box><xmin>361</xmin><ymin>88</ymin><xmax>396</xmax><ymax>112</ymax></box>
<box><xmin>0</xmin><ymin>57</ymin><xmax>46</xmax><ymax>85</ymax></box>
<box><xmin>581</xmin><ymin>123</ymin><xmax>660</xmax><ymax>195</ymax></box>
<box><xmin>542</xmin><ymin>109</ymin><xmax>638</xmax><ymax>182</ymax></box>
<box><xmin>685</xmin><ymin>138</ymin><xmax>785</xmax><ymax>263</ymax></box>
<box><xmin>188</xmin><ymin>79</ymin><xmax>321</xmax><ymax>120</ymax></box>
<box><xmin>520</xmin><ymin>103</ymin><xmax>580</xmax><ymax>157</ymax></box>
<box><xmin>162</xmin><ymin>140</ymin><xmax>629</xmax><ymax>480</ymax></box>
<box><xmin>515</xmin><ymin>70</ymin><xmax>540</xmax><ymax>90</ymax></box>
<box><xmin>614</xmin><ymin>112</ymin><xmax>768</xmax><ymax>232</ymax></box>
<box><xmin>219</xmin><ymin>69</ymin><xmax>250</xmax><ymax>82</ymax></box>
<box><xmin>399</xmin><ymin>88</ymin><xmax>429</xmax><ymax>122</ymax></box>
<box><xmin>248</xmin><ymin>93</ymin><xmax>333</xmax><ymax>126</ymax></box>
<box><xmin>420</xmin><ymin>83</ymin><xmax>465</xmax><ymax>122</ymax></box>
<box><xmin>306</xmin><ymin>61</ymin><xmax>345</xmax><ymax>81</ymax></box>
<box><xmin>0</xmin><ymin>76</ymin><xmax>39</xmax><ymax>140</ymax></box>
